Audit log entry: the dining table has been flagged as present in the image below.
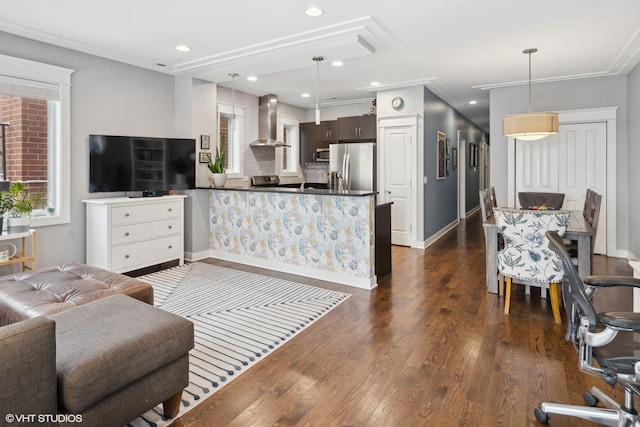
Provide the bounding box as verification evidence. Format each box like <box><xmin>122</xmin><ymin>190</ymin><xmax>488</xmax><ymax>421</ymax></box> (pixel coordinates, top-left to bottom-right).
<box><xmin>482</xmin><ymin>210</ymin><xmax>596</xmax><ymax>294</ymax></box>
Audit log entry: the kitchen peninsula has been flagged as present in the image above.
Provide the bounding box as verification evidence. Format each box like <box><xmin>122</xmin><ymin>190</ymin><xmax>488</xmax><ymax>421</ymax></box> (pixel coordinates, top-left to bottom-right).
<box><xmin>206</xmin><ymin>186</ymin><xmax>390</xmax><ymax>289</ymax></box>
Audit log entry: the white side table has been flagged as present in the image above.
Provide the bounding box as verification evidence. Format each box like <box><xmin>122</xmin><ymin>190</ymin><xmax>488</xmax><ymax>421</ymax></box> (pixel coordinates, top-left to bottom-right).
<box><xmin>0</xmin><ymin>229</ymin><xmax>37</xmax><ymax>271</ymax></box>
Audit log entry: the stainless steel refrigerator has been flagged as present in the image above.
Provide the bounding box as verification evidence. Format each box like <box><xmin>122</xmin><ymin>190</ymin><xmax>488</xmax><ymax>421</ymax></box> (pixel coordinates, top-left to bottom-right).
<box><xmin>329</xmin><ymin>142</ymin><xmax>376</xmax><ymax>191</ymax></box>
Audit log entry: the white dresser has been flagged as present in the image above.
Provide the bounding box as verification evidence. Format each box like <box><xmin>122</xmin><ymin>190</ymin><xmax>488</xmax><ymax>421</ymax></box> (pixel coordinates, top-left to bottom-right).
<box><xmin>84</xmin><ymin>195</ymin><xmax>186</xmax><ymax>273</ymax></box>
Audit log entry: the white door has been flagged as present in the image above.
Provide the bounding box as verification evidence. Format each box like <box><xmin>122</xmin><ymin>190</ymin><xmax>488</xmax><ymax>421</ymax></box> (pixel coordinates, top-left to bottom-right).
<box><xmin>515</xmin><ymin>123</ymin><xmax>607</xmax><ymax>254</ymax></box>
<box><xmin>382</xmin><ymin>126</ymin><xmax>412</xmax><ymax>246</ymax></box>
<box><xmin>558</xmin><ymin>122</ymin><xmax>607</xmax><ymax>254</ymax></box>
<box><xmin>515</xmin><ymin>134</ymin><xmax>560</xmax><ymax>195</ymax></box>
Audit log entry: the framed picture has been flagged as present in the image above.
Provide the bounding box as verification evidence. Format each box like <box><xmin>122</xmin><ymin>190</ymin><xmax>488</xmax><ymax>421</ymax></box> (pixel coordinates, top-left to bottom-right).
<box><xmin>446</xmin><ymin>138</ymin><xmax>450</xmax><ymax>155</ymax></box>
<box><xmin>446</xmin><ymin>158</ymin><xmax>451</xmax><ymax>175</ymax></box>
<box><xmin>200</xmin><ymin>135</ymin><xmax>210</xmax><ymax>150</ymax></box>
<box><xmin>199</xmin><ymin>152</ymin><xmax>211</xmax><ymax>163</ymax></box>
<box><xmin>452</xmin><ymin>147</ymin><xmax>458</xmax><ymax>169</ymax></box>
<box><xmin>469</xmin><ymin>143</ymin><xmax>476</xmax><ymax>168</ymax></box>
<box><xmin>437</xmin><ymin>131</ymin><xmax>446</xmax><ymax>179</ymax></box>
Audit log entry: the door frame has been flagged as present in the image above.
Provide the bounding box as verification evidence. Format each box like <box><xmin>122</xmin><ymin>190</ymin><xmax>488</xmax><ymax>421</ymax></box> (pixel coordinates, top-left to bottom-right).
<box><xmin>378</xmin><ymin>114</ymin><xmax>422</xmax><ymax>248</ymax></box>
<box><xmin>507</xmin><ymin>106</ymin><xmax>618</xmax><ymax>255</ymax></box>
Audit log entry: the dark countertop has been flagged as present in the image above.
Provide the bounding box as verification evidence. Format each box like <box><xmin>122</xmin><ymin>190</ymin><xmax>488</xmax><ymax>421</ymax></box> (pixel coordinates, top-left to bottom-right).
<box><xmin>198</xmin><ymin>186</ymin><xmax>376</xmax><ymax>197</ymax></box>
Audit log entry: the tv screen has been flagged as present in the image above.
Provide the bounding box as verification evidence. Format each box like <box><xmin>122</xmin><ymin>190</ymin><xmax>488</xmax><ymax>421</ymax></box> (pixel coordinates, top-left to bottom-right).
<box><xmin>89</xmin><ymin>135</ymin><xmax>196</xmax><ymax>193</ymax></box>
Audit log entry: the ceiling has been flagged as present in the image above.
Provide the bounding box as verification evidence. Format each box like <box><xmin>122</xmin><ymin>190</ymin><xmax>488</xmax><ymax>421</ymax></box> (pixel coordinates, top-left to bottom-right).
<box><xmin>2</xmin><ymin>0</ymin><xmax>640</xmax><ymax>133</ymax></box>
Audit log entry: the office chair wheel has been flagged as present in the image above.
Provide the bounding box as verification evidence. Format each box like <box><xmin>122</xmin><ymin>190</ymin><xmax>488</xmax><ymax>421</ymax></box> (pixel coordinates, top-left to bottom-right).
<box><xmin>583</xmin><ymin>391</ymin><xmax>599</xmax><ymax>407</ymax></box>
<box><xmin>534</xmin><ymin>407</ymin><xmax>550</xmax><ymax>423</ymax></box>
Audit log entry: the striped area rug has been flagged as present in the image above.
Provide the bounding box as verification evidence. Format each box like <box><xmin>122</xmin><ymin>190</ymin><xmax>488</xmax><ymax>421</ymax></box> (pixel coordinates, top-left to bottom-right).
<box><xmin>129</xmin><ymin>262</ymin><xmax>350</xmax><ymax>427</ymax></box>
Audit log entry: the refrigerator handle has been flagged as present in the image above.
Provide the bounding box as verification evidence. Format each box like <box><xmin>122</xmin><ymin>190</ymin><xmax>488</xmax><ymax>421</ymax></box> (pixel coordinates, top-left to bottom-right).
<box><xmin>344</xmin><ymin>153</ymin><xmax>351</xmax><ymax>190</ymax></box>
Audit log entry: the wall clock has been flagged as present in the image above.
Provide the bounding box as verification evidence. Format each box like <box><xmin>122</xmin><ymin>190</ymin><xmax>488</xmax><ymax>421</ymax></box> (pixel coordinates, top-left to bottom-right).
<box><xmin>391</xmin><ymin>96</ymin><xmax>405</xmax><ymax>111</ymax></box>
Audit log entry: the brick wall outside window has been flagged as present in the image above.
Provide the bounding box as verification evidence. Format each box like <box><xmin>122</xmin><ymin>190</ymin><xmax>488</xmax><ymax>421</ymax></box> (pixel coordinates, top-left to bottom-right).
<box><xmin>0</xmin><ymin>95</ymin><xmax>48</xmax><ymax>205</ymax></box>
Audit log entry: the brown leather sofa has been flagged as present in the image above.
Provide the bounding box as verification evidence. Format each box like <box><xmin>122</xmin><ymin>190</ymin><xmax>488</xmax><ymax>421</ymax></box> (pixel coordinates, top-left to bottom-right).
<box><xmin>0</xmin><ymin>294</ymin><xmax>194</xmax><ymax>426</ymax></box>
<box><xmin>0</xmin><ymin>263</ymin><xmax>153</xmax><ymax>326</ymax></box>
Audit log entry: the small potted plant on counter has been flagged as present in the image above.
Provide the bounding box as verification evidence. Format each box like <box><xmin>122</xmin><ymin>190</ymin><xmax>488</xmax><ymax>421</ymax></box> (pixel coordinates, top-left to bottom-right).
<box><xmin>207</xmin><ymin>145</ymin><xmax>227</xmax><ymax>188</ymax></box>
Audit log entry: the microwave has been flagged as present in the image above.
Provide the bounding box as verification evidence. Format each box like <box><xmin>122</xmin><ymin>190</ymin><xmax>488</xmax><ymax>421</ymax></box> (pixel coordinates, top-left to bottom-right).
<box><xmin>315</xmin><ymin>148</ymin><xmax>330</xmax><ymax>162</ymax></box>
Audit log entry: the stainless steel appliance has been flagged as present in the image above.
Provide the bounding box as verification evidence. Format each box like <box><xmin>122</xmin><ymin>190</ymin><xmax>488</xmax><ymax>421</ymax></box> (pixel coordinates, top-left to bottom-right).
<box><xmin>251</xmin><ymin>175</ymin><xmax>280</xmax><ymax>186</ymax></box>
<box><xmin>315</xmin><ymin>147</ymin><xmax>330</xmax><ymax>162</ymax></box>
<box><xmin>249</xmin><ymin>95</ymin><xmax>290</xmax><ymax>147</ymax></box>
<box><xmin>329</xmin><ymin>142</ymin><xmax>376</xmax><ymax>192</ymax></box>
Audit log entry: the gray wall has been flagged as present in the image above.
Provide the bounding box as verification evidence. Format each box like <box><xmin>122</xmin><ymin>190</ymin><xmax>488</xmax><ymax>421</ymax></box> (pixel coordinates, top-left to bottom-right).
<box><xmin>423</xmin><ymin>87</ymin><xmax>484</xmax><ymax>238</ymax></box>
<box><xmin>0</xmin><ymin>32</ymin><xmax>177</xmax><ymax>268</ymax></box>
<box><xmin>628</xmin><ymin>63</ymin><xmax>640</xmax><ymax>260</ymax></box>
<box><xmin>489</xmin><ymin>75</ymin><xmax>629</xmax><ymax>253</ymax></box>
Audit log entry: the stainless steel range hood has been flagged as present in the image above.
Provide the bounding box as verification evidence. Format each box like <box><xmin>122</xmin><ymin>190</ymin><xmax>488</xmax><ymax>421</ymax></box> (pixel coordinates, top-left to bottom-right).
<box><xmin>250</xmin><ymin>94</ymin><xmax>290</xmax><ymax>147</ymax></box>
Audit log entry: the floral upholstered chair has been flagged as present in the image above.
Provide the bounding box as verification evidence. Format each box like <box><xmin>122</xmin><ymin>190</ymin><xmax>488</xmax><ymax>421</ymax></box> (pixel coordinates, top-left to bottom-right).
<box><xmin>494</xmin><ymin>208</ymin><xmax>570</xmax><ymax>323</ymax></box>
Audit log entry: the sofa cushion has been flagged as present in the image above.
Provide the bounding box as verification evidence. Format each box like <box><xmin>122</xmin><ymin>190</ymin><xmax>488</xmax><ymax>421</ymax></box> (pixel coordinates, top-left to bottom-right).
<box><xmin>0</xmin><ymin>263</ymin><xmax>153</xmax><ymax>326</ymax></box>
<box><xmin>49</xmin><ymin>294</ymin><xmax>194</xmax><ymax>413</ymax></box>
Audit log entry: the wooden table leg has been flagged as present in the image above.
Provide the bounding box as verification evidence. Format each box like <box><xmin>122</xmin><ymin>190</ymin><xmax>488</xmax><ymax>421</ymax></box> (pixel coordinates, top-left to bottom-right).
<box><xmin>483</xmin><ymin>224</ymin><xmax>498</xmax><ymax>294</ymax></box>
<box><xmin>577</xmin><ymin>234</ymin><xmax>591</xmax><ymax>280</ymax></box>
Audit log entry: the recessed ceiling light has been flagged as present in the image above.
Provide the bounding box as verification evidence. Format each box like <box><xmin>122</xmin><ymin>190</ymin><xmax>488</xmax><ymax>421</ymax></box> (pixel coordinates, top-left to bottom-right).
<box><xmin>301</xmin><ymin>93</ymin><xmax>311</xmax><ymax>98</ymax></box>
<box><xmin>304</xmin><ymin>7</ymin><xmax>324</xmax><ymax>17</ymax></box>
<box><xmin>175</xmin><ymin>45</ymin><xmax>191</xmax><ymax>52</ymax></box>
<box><xmin>247</xmin><ymin>76</ymin><xmax>258</xmax><ymax>82</ymax></box>
<box><xmin>331</xmin><ymin>60</ymin><xmax>344</xmax><ymax>67</ymax></box>
<box><xmin>469</xmin><ymin>100</ymin><xmax>477</xmax><ymax>105</ymax></box>
<box><xmin>370</xmin><ymin>81</ymin><xmax>381</xmax><ymax>86</ymax></box>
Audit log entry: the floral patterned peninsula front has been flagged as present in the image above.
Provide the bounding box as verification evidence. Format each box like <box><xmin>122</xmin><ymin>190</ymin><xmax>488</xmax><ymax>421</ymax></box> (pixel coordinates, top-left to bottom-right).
<box><xmin>209</xmin><ymin>189</ymin><xmax>377</xmax><ymax>289</ymax></box>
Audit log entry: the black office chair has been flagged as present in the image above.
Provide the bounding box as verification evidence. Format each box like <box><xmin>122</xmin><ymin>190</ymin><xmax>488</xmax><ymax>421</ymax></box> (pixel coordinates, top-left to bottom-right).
<box><xmin>534</xmin><ymin>231</ymin><xmax>640</xmax><ymax>425</ymax></box>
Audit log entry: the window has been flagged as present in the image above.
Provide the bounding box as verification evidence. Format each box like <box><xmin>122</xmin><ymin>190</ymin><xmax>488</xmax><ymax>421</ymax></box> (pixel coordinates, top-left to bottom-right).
<box><xmin>218</xmin><ymin>103</ymin><xmax>244</xmax><ymax>177</ymax></box>
<box><xmin>277</xmin><ymin>116</ymin><xmax>300</xmax><ymax>176</ymax></box>
<box><xmin>0</xmin><ymin>54</ymin><xmax>73</xmax><ymax>227</ymax></box>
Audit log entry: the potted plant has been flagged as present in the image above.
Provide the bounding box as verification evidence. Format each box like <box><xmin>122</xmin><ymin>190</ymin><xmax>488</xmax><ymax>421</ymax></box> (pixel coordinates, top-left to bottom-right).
<box><xmin>207</xmin><ymin>145</ymin><xmax>227</xmax><ymax>188</ymax></box>
<box><xmin>0</xmin><ymin>190</ymin><xmax>14</xmax><ymax>234</ymax></box>
<box><xmin>4</xmin><ymin>182</ymin><xmax>41</xmax><ymax>232</ymax></box>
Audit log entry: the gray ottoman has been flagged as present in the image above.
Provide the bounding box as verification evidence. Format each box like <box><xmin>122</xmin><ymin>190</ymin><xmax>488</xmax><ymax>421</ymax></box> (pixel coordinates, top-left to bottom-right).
<box><xmin>49</xmin><ymin>294</ymin><xmax>194</xmax><ymax>426</ymax></box>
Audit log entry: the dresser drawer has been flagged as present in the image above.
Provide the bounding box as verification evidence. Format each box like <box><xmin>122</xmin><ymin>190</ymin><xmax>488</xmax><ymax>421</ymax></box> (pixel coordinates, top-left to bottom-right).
<box><xmin>111</xmin><ymin>201</ymin><xmax>181</xmax><ymax>225</ymax></box>
<box><xmin>111</xmin><ymin>218</ymin><xmax>181</xmax><ymax>245</ymax></box>
<box><xmin>111</xmin><ymin>235</ymin><xmax>182</xmax><ymax>271</ymax></box>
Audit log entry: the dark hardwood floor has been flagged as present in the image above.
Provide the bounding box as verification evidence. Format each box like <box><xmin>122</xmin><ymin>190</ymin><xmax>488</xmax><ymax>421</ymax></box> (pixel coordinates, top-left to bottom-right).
<box><xmin>170</xmin><ymin>212</ymin><xmax>632</xmax><ymax>427</ymax></box>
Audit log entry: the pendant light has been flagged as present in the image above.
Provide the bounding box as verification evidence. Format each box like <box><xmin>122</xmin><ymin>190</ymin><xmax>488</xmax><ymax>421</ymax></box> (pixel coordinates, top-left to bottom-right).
<box><xmin>503</xmin><ymin>48</ymin><xmax>558</xmax><ymax>141</ymax></box>
<box><xmin>313</xmin><ymin>56</ymin><xmax>324</xmax><ymax>125</ymax></box>
<box><xmin>229</xmin><ymin>73</ymin><xmax>239</xmax><ymax>131</ymax></box>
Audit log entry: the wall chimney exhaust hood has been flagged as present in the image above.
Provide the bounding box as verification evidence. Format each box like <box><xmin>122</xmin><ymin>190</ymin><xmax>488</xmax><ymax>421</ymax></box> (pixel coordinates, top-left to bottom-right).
<box><xmin>250</xmin><ymin>94</ymin><xmax>290</xmax><ymax>147</ymax></box>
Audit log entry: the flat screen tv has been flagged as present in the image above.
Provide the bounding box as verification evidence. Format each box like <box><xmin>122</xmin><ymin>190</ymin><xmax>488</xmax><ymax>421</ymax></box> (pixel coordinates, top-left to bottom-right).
<box><xmin>89</xmin><ymin>135</ymin><xmax>196</xmax><ymax>193</ymax></box>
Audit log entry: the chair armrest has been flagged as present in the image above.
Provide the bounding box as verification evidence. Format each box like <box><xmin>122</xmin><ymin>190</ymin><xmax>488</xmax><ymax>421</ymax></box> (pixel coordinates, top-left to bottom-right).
<box><xmin>0</xmin><ymin>317</ymin><xmax>57</xmax><ymax>416</ymax></box>
<box><xmin>599</xmin><ymin>312</ymin><xmax>640</xmax><ymax>330</ymax></box>
<box><xmin>584</xmin><ymin>276</ymin><xmax>640</xmax><ymax>288</ymax></box>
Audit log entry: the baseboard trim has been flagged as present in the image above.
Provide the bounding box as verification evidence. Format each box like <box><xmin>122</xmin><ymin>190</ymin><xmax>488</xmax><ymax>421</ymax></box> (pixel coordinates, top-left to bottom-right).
<box><xmin>206</xmin><ymin>250</ymin><xmax>377</xmax><ymax>290</ymax></box>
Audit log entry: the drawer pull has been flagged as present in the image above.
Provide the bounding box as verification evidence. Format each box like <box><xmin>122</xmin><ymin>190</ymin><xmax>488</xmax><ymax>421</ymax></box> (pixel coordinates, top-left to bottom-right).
<box><xmin>125</xmin><ymin>213</ymin><xmax>130</xmax><ymax>217</ymax></box>
<box><xmin>168</xmin><ymin>225</ymin><xmax>172</xmax><ymax>229</ymax></box>
<box><xmin>168</xmin><ymin>245</ymin><xmax>173</xmax><ymax>249</ymax></box>
<box><xmin>125</xmin><ymin>255</ymin><xmax>130</xmax><ymax>259</ymax></box>
<box><xmin>125</xmin><ymin>232</ymin><xmax>130</xmax><ymax>237</ymax></box>
<box><xmin>168</xmin><ymin>208</ymin><xmax>173</xmax><ymax>212</ymax></box>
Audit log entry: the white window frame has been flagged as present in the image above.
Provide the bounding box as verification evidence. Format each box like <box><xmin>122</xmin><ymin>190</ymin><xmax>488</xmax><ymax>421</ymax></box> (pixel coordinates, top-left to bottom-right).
<box><xmin>277</xmin><ymin>115</ymin><xmax>300</xmax><ymax>176</ymax></box>
<box><xmin>0</xmin><ymin>54</ymin><xmax>73</xmax><ymax>227</ymax></box>
<box><xmin>217</xmin><ymin>103</ymin><xmax>244</xmax><ymax>178</ymax></box>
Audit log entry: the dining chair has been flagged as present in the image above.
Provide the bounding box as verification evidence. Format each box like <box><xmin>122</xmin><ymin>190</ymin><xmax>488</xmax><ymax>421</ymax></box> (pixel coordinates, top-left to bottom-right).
<box><xmin>517</xmin><ymin>192</ymin><xmax>565</xmax><ymax>210</ymax></box>
<box><xmin>567</xmin><ymin>191</ymin><xmax>602</xmax><ymax>260</ymax></box>
<box><xmin>582</xmin><ymin>189</ymin><xmax>596</xmax><ymax>217</ymax></box>
<box><xmin>489</xmin><ymin>186</ymin><xmax>497</xmax><ymax>208</ymax></box>
<box><xmin>479</xmin><ymin>189</ymin><xmax>494</xmax><ymax>223</ymax></box>
<box><xmin>495</xmin><ymin>208</ymin><xmax>570</xmax><ymax>323</ymax></box>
